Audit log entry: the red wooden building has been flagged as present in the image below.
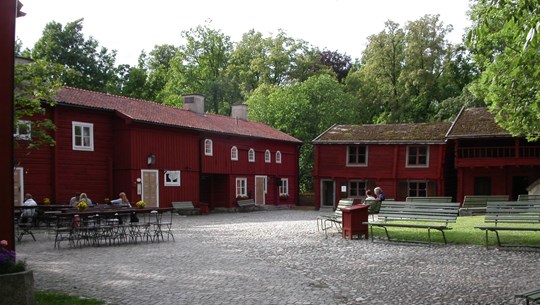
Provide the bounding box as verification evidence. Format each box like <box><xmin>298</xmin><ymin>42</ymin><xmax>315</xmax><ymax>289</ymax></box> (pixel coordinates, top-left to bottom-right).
<box><xmin>446</xmin><ymin>107</ymin><xmax>540</xmax><ymax>202</ymax></box>
<box><xmin>14</xmin><ymin>87</ymin><xmax>301</xmax><ymax>211</ymax></box>
<box><xmin>312</xmin><ymin>107</ymin><xmax>540</xmax><ymax>209</ymax></box>
<box><xmin>312</xmin><ymin>122</ymin><xmax>450</xmax><ymax>208</ymax></box>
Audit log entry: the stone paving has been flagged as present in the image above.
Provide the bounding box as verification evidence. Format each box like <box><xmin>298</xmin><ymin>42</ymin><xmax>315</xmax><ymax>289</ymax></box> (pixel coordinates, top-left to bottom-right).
<box><xmin>16</xmin><ymin>210</ymin><xmax>540</xmax><ymax>305</ymax></box>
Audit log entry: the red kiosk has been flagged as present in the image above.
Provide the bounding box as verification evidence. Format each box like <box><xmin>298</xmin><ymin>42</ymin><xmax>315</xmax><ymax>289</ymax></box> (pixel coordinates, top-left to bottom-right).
<box><xmin>341</xmin><ymin>204</ymin><xmax>369</xmax><ymax>240</ymax></box>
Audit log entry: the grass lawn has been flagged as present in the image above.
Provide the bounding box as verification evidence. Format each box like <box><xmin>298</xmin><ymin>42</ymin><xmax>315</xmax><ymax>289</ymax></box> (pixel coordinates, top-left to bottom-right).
<box><xmin>369</xmin><ymin>215</ymin><xmax>540</xmax><ymax>246</ymax></box>
<box><xmin>36</xmin><ymin>291</ymin><xmax>111</xmax><ymax>305</ymax></box>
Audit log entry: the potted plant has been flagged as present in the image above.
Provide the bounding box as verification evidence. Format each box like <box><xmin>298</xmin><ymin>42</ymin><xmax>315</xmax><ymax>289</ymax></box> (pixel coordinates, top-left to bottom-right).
<box><xmin>0</xmin><ymin>240</ymin><xmax>34</xmax><ymax>305</ymax></box>
<box><xmin>76</xmin><ymin>201</ymin><xmax>88</xmax><ymax>211</ymax></box>
<box><xmin>136</xmin><ymin>200</ymin><xmax>146</xmax><ymax>208</ymax></box>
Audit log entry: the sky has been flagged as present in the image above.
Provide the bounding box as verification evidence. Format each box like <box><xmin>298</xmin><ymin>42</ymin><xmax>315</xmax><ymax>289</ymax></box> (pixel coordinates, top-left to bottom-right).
<box><xmin>15</xmin><ymin>0</ymin><xmax>472</xmax><ymax>66</ymax></box>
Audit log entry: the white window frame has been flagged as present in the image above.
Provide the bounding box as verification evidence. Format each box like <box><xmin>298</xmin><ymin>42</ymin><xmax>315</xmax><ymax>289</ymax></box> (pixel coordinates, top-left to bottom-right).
<box><xmin>248</xmin><ymin>148</ymin><xmax>255</xmax><ymax>162</ymax></box>
<box><xmin>346</xmin><ymin>145</ymin><xmax>368</xmax><ymax>167</ymax></box>
<box><xmin>236</xmin><ymin>178</ymin><xmax>247</xmax><ymax>197</ymax></box>
<box><xmin>275</xmin><ymin>151</ymin><xmax>282</xmax><ymax>164</ymax></box>
<box><xmin>408</xmin><ymin>180</ymin><xmax>428</xmax><ymax>197</ymax></box>
<box><xmin>164</xmin><ymin>170</ymin><xmax>181</xmax><ymax>186</ymax></box>
<box><xmin>231</xmin><ymin>146</ymin><xmax>238</xmax><ymax>161</ymax></box>
<box><xmin>406</xmin><ymin>145</ymin><xmax>429</xmax><ymax>168</ymax></box>
<box><xmin>14</xmin><ymin>120</ymin><xmax>31</xmax><ymax>140</ymax></box>
<box><xmin>348</xmin><ymin>180</ymin><xmax>367</xmax><ymax>197</ymax></box>
<box><xmin>279</xmin><ymin>178</ymin><xmax>289</xmax><ymax>195</ymax></box>
<box><xmin>204</xmin><ymin>139</ymin><xmax>213</xmax><ymax>156</ymax></box>
<box><xmin>265</xmin><ymin>149</ymin><xmax>271</xmax><ymax>163</ymax></box>
<box><xmin>72</xmin><ymin>121</ymin><xmax>94</xmax><ymax>151</ymax></box>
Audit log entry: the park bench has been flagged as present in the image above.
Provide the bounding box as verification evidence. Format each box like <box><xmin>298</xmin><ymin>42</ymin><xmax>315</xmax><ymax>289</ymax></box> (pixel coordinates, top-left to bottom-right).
<box><xmin>317</xmin><ymin>199</ymin><xmax>354</xmax><ymax>237</ymax></box>
<box><xmin>474</xmin><ymin>201</ymin><xmax>540</xmax><ymax>249</ymax></box>
<box><xmin>172</xmin><ymin>201</ymin><xmax>200</xmax><ymax>215</ymax></box>
<box><xmin>459</xmin><ymin>195</ymin><xmax>509</xmax><ymax>216</ymax></box>
<box><xmin>364</xmin><ymin>201</ymin><xmax>460</xmax><ymax>245</ymax></box>
<box><xmin>237</xmin><ymin>199</ymin><xmax>256</xmax><ymax>212</ymax></box>
<box><xmin>518</xmin><ymin>194</ymin><xmax>540</xmax><ymax>201</ymax></box>
<box><xmin>516</xmin><ymin>287</ymin><xmax>540</xmax><ymax>305</ymax></box>
<box><xmin>406</xmin><ymin>196</ymin><xmax>453</xmax><ymax>203</ymax></box>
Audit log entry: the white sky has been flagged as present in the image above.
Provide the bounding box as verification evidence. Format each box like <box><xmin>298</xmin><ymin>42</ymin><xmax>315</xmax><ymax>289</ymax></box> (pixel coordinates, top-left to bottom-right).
<box><xmin>15</xmin><ymin>0</ymin><xmax>472</xmax><ymax>66</ymax></box>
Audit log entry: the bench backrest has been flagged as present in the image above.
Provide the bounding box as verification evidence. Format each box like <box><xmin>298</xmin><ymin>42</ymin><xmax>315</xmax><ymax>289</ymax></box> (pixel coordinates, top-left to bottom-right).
<box><xmin>484</xmin><ymin>201</ymin><xmax>540</xmax><ymax>225</ymax></box>
<box><xmin>332</xmin><ymin>199</ymin><xmax>354</xmax><ymax>219</ymax></box>
<box><xmin>462</xmin><ymin>195</ymin><xmax>509</xmax><ymax>208</ymax></box>
<box><xmin>378</xmin><ymin>201</ymin><xmax>460</xmax><ymax>224</ymax></box>
<box><xmin>363</xmin><ymin>198</ymin><xmax>381</xmax><ymax>214</ymax></box>
<box><xmin>518</xmin><ymin>194</ymin><xmax>540</xmax><ymax>201</ymax></box>
<box><xmin>406</xmin><ymin>197</ymin><xmax>453</xmax><ymax>203</ymax></box>
<box><xmin>172</xmin><ymin>201</ymin><xmax>195</xmax><ymax>209</ymax></box>
<box><xmin>237</xmin><ymin>199</ymin><xmax>255</xmax><ymax>206</ymax></box>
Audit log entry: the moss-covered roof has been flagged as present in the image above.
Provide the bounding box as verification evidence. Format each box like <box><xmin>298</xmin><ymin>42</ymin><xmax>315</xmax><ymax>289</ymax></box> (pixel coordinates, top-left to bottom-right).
<box><xmin>446</xmin><ymin>107</ymin><xmax>510</xmax><ymax>138</ymax></box>
<box><xmin>313</xmin><ymin>122</ymin><xmax>451</xmax><ymax>144</ymax></box>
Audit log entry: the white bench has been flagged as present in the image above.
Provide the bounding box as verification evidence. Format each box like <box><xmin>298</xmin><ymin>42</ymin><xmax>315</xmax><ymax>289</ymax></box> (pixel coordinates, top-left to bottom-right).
<box><xmin>172</xmin><ymin>201</ymin><xmax>200</xmax><ymax>215</ymax></box>
<box><xmin>237</xmin><ymin>199</ymin><xmax>256</xmax><ymax>212</ymax></box>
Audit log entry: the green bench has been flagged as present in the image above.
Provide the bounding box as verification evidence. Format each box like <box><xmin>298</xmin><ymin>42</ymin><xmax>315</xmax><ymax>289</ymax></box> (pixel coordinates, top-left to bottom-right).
<box><xmin>516</xmin><ymin>287</ymin><xmax>540</xmax><ymax>305</ymax></box>
<box><xmin>474</xmin><ymin>201</ymin><xmax>540</xmax><ymax>249</ymax></box>
<box><xmin>237</xmin><ymin>199</ymin><xmax>256</xmax><ymax>212</ymax></box>
<box><xmin>172</xmin><ymin>201</ymin><xmax>200</xmax><ymax>215</ymax></box>
<box><xmin>459</xmin><ymin>195</ymin><xmax>509</xmax><ymax>216</ymax></box>
<box><xmin>364</xmin><ymin>201</ymin><xmax>460</xmax><ymax>245</ymax></box>
<box><xmin>317</xmin><ymin>199</ymin><xmax>354</xmax><ymax>237</ymax></box>
<box><xmin>406</xmin><ymin>196</ymin><xmax>453</xmax><ymax>203</ymax></box>
<box><xmin>518</xmin><ymin>194</ymin><xmax>540</xmax><ymax>201</ymax></box>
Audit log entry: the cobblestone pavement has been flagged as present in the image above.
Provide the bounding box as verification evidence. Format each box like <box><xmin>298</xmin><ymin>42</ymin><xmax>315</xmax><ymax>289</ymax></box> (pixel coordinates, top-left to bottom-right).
<box><xmin>16</xmin><ymin>210</ymin><xmax>540</xmax><ymax>305</ymax></box>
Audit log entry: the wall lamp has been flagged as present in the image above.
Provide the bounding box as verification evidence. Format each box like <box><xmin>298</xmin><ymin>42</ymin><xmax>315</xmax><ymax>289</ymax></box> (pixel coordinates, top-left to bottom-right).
<box><xmin>147</xmin><ymin>154</ymin><xmax>156</xmax><ymax>166</ymax></box>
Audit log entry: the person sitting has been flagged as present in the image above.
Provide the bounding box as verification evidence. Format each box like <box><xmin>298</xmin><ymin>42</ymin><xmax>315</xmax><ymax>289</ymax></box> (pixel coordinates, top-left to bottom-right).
<box><xmin>374</xmin><ymin>187</ymin><xmax>385</xmax><ymax>202</ymax></box>
<box><xmin>365</xmin><ymin>189</ymin><xmax>376</xmax><ymax>200</ymax></box>
<box><xmin>77</xmin><ymin>192</ymin><xmax>94</xmax><ymax>207</ymax></box>
<box><xmin>21</xmin><ymin>193</ymin><xmax>38</xmax><ymax>223</ymax></box>
<box><xmin>70</xmin><ymin>192</ymin><xmax>81</xmax><ymax>206</ymax></box>
<box><xmin>110</xmin><ymin>192</ymin><xmax>132</xmax><ymax>208</ymax></box>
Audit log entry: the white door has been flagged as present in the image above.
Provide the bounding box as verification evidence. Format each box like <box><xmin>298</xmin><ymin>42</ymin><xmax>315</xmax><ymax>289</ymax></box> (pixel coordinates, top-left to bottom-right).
<box><xmin>14</xmin><ymin>167</ymin><xmax>23</xmax><ymax>206</ymax></box>
<box><xmin>141</xmin><ymin>170</ymin><xmax>159</xmax><ymax>207</ymax></box>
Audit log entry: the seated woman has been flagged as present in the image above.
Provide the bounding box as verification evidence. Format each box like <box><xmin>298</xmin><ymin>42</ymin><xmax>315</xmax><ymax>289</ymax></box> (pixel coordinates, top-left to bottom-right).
<box><xmin>365</xmin><ymin>189</ymin><xmax>376</xmax><ymax>200</ymax></box>
<box><xmin>78</xmin><ymin>192</ymin><xmax>94</xmax><ymax>207</ymax></box>
<box><xmin>110</xmin><ymin>192</ymin><xmax>132</xmax><ymax>208</ymax></box>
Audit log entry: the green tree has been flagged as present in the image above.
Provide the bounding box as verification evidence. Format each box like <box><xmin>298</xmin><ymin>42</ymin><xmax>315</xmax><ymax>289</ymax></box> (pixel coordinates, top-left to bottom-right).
<box><xmin>31</xmin><ymin>19</ymin><xmax>117</xmax><ymax>92</ymax></box>
<box><xmin>467</xmin><ymin>0</ymin><xmax>540</xmax><ymax>140</ymax></box>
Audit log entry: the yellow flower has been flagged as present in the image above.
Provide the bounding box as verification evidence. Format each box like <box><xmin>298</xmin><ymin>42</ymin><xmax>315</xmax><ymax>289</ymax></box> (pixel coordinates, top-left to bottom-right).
<box><xmin>76</xmin><ymin>201</ymin><xmax>88</xmax><ymax>210</ymax></box>
<box><xmin>43</xmin><ymin>198</ymin><xmax>51</xmax><ymax>205</ymax></box>
<box><xmin>136</xmin><ymin>201</ymin><xmax>145</xmax><ymax>208</ymax></box>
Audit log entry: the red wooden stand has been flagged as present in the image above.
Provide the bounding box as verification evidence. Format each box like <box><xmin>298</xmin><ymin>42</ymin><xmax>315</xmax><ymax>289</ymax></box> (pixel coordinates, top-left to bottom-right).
<box><xmin>341</xmin><ymin>204</ymin><xmax>369</xmax><ymax>240</ymax></box>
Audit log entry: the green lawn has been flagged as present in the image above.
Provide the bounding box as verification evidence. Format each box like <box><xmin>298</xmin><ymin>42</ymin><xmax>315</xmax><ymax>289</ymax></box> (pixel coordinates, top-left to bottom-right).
<box><xmin>36</xmin><ymin>291</ymin><xmax>111</xmax><ymax>305</ymax></box>
<box><xmin>369</xmin><ymin>215</ymin><xmax>540</xmax><ymax>246</ymax></box>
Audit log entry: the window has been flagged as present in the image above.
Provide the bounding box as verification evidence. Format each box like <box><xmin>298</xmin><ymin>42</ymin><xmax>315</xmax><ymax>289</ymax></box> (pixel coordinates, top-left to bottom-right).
<box><xmin>248</xmin><ymin>148</ymin><xmax>255</xmax><ymax>162</ymax></box>
<box><xmin>72</xmin><ymin>121</ymin><xmax>94</xmax><ymax>151</ymax></box>
<box><xmin>265</xmin><ymin>150</ymin><xmax>271</xmax><ymax>163</ymax></box>
<box><xmin>236</xmin><ymin>178</ymin><xmax>247</xmax><ymax>197</ymax></box>
<box><xmin>407</xmin><ymin>145</ymin><xmax>429</xmax><ymax>167</ymax></box>
<box><xmin>275</xmin><ymin>151</ymin><xmax>282</xmax><ymax>164</ymax></box>
<box><xmin>347</xmin><ymin>145</ymin><xmax>368</xmax><ymax>166</ymax></box>
<box><xmin>164</xmin><ymin>170</ymin><xmax>181</xmax><ymax>186</ymax></box>
<box><xmin>14</xmin><ymin>120</ymin><xmax>31</xmax><ymax>140</ymax></box>
<box><xmin>231</xmin><ymin>146</ymin><xmax>238</xmax><ymax>161</ymax></box>
<box><xmin>204</xmin><ymin>139</ymin><xmax>213</xmax><ymax>156</ymax></box>
<box><xmin>408</xmin><ymin>181</ymin><xmax>427</xmax><ymax>197</ymax></box>
<box><xmin>279</xmin><ymin>178</ymin><xmax>289</xmax><ymax>195</ymax></box>
<box><xmin>349</xmin><ymin>180</ymin><xmax>367</xmax><ymax>197</ymax></box>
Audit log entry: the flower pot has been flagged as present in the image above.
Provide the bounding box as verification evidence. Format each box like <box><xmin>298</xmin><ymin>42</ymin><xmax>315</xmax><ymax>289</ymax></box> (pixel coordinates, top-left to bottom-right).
<box><xmin>0</xmin><ymin>270</ymin><xmax>35</xmax><ymax>305</ymax></box>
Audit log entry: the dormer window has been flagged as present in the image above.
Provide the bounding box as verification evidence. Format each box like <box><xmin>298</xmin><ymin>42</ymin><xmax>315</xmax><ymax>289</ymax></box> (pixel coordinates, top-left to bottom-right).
<box><xmin>204</xmin><ymin>139</ymin><xmax>213</xmax><ymax>156</ymax></box>
<box><xmin>248</xmin><ymin>148</ymin><xmax>255</xmax><ymax>162</ymax></box>
<box><xmin>231</xmin><ymin>146</ymin><xmax>238</xmax><ymax>161</ymax></box>
<box><xmin>265</xmin><ymin>150</ymin><xmax>271</xmax><ymax>163</ymax></box>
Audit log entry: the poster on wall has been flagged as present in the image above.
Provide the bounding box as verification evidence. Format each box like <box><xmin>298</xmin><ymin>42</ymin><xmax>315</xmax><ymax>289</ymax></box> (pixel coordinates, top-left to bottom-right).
<box><xmin>164</xmin><ymin>170</ymin><xmax>180</xmax><ymax>186</ymax></box>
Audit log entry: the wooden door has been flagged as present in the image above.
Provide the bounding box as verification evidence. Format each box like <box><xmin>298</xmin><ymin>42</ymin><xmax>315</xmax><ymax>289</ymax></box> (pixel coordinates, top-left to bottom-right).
<box><xmin>142</xmin><ymin>170</ymin><xmax>159</xmax><ymax>207</ymax></box>
<box><xmin>14</xmin><ymin>167</ymin><xmax>23</xmax><ymax>206</ymax></box>
<box><xmin>255</xmin><ymin>176</ymin><xmax>266</xmax><ymax>205</ymax></box>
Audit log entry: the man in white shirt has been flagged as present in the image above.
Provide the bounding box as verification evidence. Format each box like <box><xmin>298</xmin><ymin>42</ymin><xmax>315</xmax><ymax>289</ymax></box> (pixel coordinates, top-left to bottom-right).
<box><xmin>21</xmin><ymin>193</ymin><xmax>38</xmax><ymax>221</ymax></box>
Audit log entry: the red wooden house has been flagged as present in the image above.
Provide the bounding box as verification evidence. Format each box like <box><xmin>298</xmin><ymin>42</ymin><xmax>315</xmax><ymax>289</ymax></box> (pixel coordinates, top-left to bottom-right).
<box><xmin>14</xmin><ymin>87</ymin><xmax>301</xmax><ymax>211</ymax></box>
<box><xmin>312</xmin><ymin>122</ymin><xmax>450</xmax><ymax>208</ymax></box>
<box><xmin>446</xmin><ymin>107</ymin><xmax>540</xmax><ymax>202</ymax></box>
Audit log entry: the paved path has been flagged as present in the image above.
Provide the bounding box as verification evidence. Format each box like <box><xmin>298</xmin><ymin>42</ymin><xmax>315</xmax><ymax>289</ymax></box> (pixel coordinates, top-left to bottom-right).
<box><xmin>17</xmin><ymin>210</ymin><xmax>540</xmax><ymax>305</ymax></box>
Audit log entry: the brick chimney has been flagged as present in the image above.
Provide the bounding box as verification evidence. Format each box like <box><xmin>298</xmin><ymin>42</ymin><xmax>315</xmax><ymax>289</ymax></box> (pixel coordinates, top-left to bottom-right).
<box><xmin>182</xmin><ymin>94</ymin><xmax>205</xmax><ymax>115</ymax></box>
<box><xmin>231</xmin><ymin>104</ymin><xmax>248</xmax><ymax>121</ymax></box>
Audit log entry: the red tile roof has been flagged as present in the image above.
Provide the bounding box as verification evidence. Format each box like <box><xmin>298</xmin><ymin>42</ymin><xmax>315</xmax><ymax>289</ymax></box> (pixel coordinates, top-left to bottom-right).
<box><xmin>313</xmin><ymin>122</ymin><xmax>451</xmax><ymax>144</ymax></box>
<box><xmin>56</xmin><ymin>87</ymin><xmax>301</xmax><ymax>143</ymax></box>
<box><xmin>446</xmin><ymin>107</ymin><xmax>510</xmax><ymax>138</ymax></box>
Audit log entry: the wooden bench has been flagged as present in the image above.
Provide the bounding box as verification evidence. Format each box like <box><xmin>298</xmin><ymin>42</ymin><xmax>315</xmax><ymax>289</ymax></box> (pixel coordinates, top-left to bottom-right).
<box><xmin>474</xmin><ymin>201</ymin><xmax>540</xmax><ymax>249</ymax></box>
<box><xmin>406</xmin><ymin>196</ymin><xmax>453</xmax><ymax>203</ymax></box>
<box><xmin>516</xmin><ymin>287</ymin><xmax>540</xmax><ymax>305</ymax></box>
<box><xmin>172</xmin><ymin>201</ymin><xmax>200</xmax><ymax>215</ymax></box>
<box><xmin>317</xmin><ymin>199</ymin><xmax>354</xmax><ymax>237</ymax></box>
<box><xmin>237</xmin><ymin>199</ymin><xmax>256</xmax><ymax>212</ymax></box>
<box><xmin>518</xmin><ymin>194</ymin><xmax>540</xmax><ymax>201</ymax></box>
<box><xmin>364</xmin><ymin>201</ymin><xmax>460</xmax><ymax>245</ymax></box>
<box><xmin>459</xmin><ymin>195</ymin><xmax>509</xmax><ymax>216</ymax></box>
